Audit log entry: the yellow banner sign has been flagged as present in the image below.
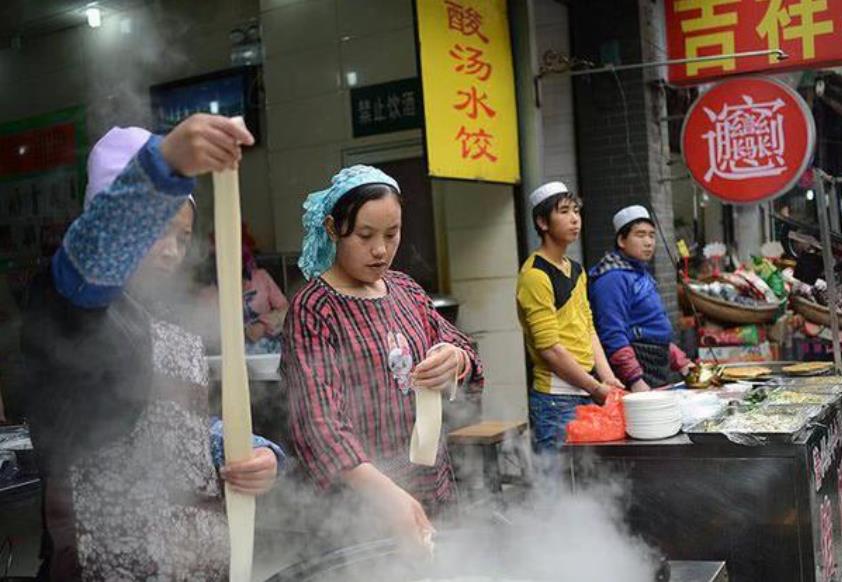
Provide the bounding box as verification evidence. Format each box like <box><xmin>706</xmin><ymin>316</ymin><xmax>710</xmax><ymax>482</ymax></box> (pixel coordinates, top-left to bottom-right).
<box><xmin>416</xmin><ymin>0</ymin><xmax>520</xmax><ymax>184</ymax></box>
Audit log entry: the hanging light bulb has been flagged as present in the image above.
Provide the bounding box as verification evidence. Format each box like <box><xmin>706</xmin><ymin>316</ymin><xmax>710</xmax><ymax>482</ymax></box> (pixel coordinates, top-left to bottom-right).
<box><xmin>86</xmin><ymin>6</ymin><xmax>102</xmax><ymax>28</ymax></box>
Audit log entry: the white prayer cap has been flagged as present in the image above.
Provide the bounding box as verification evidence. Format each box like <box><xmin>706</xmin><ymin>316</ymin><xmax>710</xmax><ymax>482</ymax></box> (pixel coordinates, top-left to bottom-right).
<box><xmin>529</xmin><ymin>181</ymin><xmax>568</xmax><ymax>208</ymax></box>
<box><xmin>612</xmin><ymin>205</ymin><xmax>652</xmax><ymax>232</ymax></box>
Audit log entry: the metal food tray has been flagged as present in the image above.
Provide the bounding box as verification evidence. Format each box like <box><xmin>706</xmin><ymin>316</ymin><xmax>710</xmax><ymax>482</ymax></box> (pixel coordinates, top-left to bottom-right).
<box><xmin>771</xmin><ymin>376</ymin><xmax>842</xmax><ymax>393</ymax></box>
<box><xmin>686</xmin><ymin>404</ymin><xmax>825</xmax><ymax>445</ymax></box>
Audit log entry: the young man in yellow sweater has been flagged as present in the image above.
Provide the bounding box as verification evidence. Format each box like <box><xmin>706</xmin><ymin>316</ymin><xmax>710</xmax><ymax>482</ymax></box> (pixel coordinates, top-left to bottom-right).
<box><xmin>516</xmin><ymin>182</ymin><xmax>624</xmax><ymax>453</ymax></box>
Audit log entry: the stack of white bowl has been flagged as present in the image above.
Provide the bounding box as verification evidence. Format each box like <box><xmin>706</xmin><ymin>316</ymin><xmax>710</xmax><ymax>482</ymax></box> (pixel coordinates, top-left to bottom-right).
<box><xmin>623</xmin><ymin>391</ymin><xmax>682</xmax><ymax>440</ymax></box>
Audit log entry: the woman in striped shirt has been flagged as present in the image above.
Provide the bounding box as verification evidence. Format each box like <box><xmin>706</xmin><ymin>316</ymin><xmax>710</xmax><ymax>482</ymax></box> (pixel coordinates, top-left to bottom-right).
<box><xmin>282</xmin><ymin>165</ymin><xmax>483</xmax><ymax>549</ymax></box>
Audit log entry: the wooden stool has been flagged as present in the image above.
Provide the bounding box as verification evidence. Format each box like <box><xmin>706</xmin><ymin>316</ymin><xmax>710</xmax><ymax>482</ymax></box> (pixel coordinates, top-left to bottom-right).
<box><xmin>448</xmin><ymin>420</ymin><xmax>528</xmax><ymax>494</ymax></box>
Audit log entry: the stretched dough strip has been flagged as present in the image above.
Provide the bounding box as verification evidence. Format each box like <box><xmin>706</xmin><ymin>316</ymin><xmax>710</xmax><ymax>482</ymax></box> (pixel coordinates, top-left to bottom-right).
<box><xmin>410</xmin><ymin>387</ymin><xmax>442</xmax><ymax>466</ymax></box>
<box><xmin>213</xmin><ymin>159</ymin><xmax>255</xmax><ymax>582</ymax></box>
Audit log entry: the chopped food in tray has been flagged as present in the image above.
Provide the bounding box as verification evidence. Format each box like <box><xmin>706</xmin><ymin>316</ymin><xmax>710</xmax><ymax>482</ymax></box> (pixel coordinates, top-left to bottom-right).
<box><xmin>698</xmin><ymin>405</ymin><xmax>822</xmax><ymax>434</ymax></box>
<box><xmin>765</xmin><ymin>390</ymin><xmax>836</xmax><ymax>406</ymax></box>
<box><xmin>780</xmin><ymin>385</ymin><xmax>842</xmax><ymax>395</ymax></box>
<box><xmin>776</xmin><ymin>375</ymin><xmax>842</xmax><ymax>386</ymax></box>
<box><xmin>773</xmin><ymin>379</ymin><xmax>842</xmax><ymax>393</ymax></box>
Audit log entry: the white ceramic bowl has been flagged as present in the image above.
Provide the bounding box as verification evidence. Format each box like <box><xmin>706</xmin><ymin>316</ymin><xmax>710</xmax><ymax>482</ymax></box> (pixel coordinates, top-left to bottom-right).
<box><xmin>246</xmin><ymin>353</ymin><xmax>281</xmax><ymax>377</ymax></box>
<box><xmin>626</xmin><ymin>421</ymin><xmax>681</xmax><ymax>440</ymax></box>
<box><xmin>205</xmin><ymin>353</ymin><xmax>281</xmax><ymax>380</ymax></box>
<box><xmin>622</xmin><ymin>392</ymin><xmax>679</xmax><ymax>406</ymax></box>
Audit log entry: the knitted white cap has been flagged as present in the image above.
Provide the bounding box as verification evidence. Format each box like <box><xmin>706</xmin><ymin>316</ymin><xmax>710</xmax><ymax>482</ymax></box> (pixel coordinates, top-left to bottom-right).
<box><xmin>612</xmin><ymin>205</ymin><xmax>652</xmax><ymax>233</ymax></box>
<box><xmin>529</xmin><ymin>181</ymin><xmax>568</xmax><ymax>208</ymax></box>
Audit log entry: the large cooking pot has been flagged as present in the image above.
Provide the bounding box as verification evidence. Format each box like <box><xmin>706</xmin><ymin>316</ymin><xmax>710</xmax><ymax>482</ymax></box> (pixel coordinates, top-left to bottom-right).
<box><xmin>266</xmin><ymin>528</ymin><xmax>670</xmax><ymax>582</ymax></box>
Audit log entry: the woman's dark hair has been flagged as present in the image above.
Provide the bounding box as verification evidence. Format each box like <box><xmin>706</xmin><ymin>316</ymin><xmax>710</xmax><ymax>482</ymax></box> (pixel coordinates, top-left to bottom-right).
<box><xmin>330</xmin><ymin>183</ymin><xmax>402</xmax><ymax>236</ymax></box>
<box><xmin>615</xmin><ymin>218</ymin><xmax>655</xmax><ymax>249</ymax></box>
<box><xmin>532</xmin><ymin>192</ymin><xmax>583</xmax><ymax>237</ymax></box>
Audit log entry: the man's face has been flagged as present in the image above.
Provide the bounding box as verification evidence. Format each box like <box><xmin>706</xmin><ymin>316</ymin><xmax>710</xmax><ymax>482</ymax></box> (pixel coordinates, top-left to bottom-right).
<box><xmin>542</xmin><ymin>198</ymin><xmax>581</xmax><ymax>245</ymax></box>
<box><xmin>618</xmin><ymin>221</ymin><xmax>656</xmax><ymax>262</ymax></box>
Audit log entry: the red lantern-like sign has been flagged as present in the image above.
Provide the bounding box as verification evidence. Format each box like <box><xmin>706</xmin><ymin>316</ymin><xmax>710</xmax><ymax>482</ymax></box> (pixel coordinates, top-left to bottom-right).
<box><xmin>681</xmin><ymin>77</ymin><xmax>816</xmax><ymax>205</ymax></box>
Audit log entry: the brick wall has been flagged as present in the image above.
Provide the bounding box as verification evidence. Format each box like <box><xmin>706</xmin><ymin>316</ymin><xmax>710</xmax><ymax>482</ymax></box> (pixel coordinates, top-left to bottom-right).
<box><xmin>569</xmin><ymin>0</ymin><xmax>678</xmax><ymax>319</ymax></box>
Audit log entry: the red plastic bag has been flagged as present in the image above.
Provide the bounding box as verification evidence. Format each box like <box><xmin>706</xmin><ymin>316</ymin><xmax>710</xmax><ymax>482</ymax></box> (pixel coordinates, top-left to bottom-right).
<box><xmin>565</xmin><ymin>391</ymin><xmax>626</xmax><ymax>443</ymax></box>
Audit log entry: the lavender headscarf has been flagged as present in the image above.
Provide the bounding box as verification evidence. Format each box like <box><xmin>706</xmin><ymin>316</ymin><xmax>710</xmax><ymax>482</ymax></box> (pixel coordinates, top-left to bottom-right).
<box><xmin>84</xmin><ymin>126</ymin><xmax>194</xmax><ymax>210</ymax></box>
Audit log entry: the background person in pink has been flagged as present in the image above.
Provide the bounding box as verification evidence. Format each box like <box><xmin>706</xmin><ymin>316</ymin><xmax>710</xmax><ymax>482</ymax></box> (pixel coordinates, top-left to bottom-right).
<box><xmin>241</xmin><ymin>241</ymin><xmax>289</xmax><ymax>354</ymax></box>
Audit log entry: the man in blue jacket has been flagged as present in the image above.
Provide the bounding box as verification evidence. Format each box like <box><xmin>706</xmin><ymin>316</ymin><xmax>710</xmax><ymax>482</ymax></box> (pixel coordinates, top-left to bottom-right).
<box><xmin>589</xmin><ymin>206</ymin><xmax>692</xmax><ymax>391</ymax></box>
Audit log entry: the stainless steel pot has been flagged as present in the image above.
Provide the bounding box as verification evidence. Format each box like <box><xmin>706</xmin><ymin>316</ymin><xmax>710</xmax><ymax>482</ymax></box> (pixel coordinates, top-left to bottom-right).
<box><xmin>265</xmin><ymin>528</ymin><xmax>671</xmax><ymax>582</ymax></box>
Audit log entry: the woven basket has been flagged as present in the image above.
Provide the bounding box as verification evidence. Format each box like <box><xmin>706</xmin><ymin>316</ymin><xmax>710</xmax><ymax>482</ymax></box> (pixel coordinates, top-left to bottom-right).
<box><xmin>791</xmin><ymin>295</ymin><xmax>842</xmax><ymax>327</ymax></box>
<box><xmin>685</xmin><ymin>284</ymin><xmax>782</xmax><ymax>324</ymax></box>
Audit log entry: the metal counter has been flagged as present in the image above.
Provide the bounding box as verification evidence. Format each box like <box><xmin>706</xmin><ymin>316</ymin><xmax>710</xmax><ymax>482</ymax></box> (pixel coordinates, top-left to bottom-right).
<box><xmin>567</xmin><ymin>399</ymin><xmax>842</xmax><ymax>582</ymax></box>
<box><xmin>671</xmin><ymin>561</ymin><xmax>728</xmax><ymax>582</ymax></box>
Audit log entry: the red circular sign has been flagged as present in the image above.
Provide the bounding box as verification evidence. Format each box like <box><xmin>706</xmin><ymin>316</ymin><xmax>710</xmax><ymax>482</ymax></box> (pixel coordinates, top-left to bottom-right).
<box><xmin>681</xmin><ymin>77</ymin><xmax>816</xmax><ymax>205</ymax></box>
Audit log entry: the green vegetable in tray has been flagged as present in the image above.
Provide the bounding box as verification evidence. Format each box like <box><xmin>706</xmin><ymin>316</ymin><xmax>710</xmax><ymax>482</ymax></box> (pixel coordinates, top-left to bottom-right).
<box><xmin>744</xmin><ymin>387</ymin><xmax>769</xmax><ymax>407</ymax></box>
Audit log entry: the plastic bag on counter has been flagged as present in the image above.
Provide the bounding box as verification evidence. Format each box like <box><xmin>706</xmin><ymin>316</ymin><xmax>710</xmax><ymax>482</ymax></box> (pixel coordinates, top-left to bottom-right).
<box><xmin>566</xmin><ymin>391</ymin><xmax>626</xmax><ymax>443</ymax></box>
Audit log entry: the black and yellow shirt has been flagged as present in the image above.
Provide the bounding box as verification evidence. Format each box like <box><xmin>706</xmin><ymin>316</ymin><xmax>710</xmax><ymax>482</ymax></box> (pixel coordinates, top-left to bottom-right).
<box><xmin>516</xmin><ymin>252</ymin><xmax>595</xmax><ymax>395</ymax></box>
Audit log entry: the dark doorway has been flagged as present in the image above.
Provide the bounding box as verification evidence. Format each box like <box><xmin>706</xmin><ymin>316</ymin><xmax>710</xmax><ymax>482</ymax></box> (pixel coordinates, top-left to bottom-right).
<box><xmin>373</xmin><ymin>157</ymin><xmax>439</xmax><ymax>293</ymax></box>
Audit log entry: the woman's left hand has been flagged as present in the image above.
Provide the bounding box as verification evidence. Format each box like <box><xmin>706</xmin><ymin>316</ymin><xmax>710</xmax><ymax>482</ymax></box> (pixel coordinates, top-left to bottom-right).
<box><xmin>412</xmin><ymin>344</ymin><xmax>465</xmax><ymax>392</ymax></box>
<box><xmin>220</xmin><ymin>447</ymin><xmax>277</xmax><ymax>495</ymax></box>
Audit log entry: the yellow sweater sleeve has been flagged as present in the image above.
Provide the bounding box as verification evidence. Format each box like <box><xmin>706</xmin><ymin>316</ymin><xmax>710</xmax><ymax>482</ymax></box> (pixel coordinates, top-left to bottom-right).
<box><xmin>580</xmin><ymin>272</ymin><xmax>596</xmax><ymax>335</ymax></box>
<box><xmin>517</xmin><ymin>269</ymin><xmax>560</xmax><ymax>351</ymax></box>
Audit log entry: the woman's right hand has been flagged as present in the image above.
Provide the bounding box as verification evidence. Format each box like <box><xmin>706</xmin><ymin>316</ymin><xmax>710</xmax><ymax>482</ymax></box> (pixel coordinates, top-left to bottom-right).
<box><xmin>379</xmin><ymin>481</ymin><xmax>435</xmax><ymax>553</ymax></box>
<box><xmin>344</xmin><ymin>464</ymin><xmax>434</xmax><ymax>554</ymax></box>
<box><xmin>160</xmin><ymin>114</ymin><xmax>255</xmax><ymax>176</ymax></box>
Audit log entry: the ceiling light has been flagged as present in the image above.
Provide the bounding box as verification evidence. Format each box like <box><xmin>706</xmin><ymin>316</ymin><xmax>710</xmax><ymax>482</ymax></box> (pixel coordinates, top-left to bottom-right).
<box><xmin>86</xmin><ymin>6</ymin><xmax>102</xmax><ymax>28</ymax></box>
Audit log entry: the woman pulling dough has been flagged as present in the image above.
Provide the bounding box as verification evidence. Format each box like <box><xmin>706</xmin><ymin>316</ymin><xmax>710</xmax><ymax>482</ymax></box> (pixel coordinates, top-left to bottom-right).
<box><xmin>21</xmin><ymin>114</ymin><xmax>283</xmax><ymax>580</ymax></box>
<box><xmin>282</xmin><ymin>165</ymin><xmax>483</xmax><ymax>548</ymax></box>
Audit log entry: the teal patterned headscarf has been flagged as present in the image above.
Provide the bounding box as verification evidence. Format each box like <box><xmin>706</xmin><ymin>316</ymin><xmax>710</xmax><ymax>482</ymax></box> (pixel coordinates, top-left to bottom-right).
<box><xmin>298</xmin><ymin>165</ymin><xmax>400</xmax><ymax>280</ymax></box>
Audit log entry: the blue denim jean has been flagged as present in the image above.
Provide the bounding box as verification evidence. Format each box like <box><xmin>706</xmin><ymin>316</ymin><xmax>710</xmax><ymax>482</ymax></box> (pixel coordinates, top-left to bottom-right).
<box><xmin>528</xmin><ymin>391</ymin><xmax>593</xmax><ymax>454</ymax></box>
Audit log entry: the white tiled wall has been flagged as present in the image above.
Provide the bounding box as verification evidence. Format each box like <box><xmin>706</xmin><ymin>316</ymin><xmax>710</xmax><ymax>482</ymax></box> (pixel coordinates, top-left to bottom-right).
<box><xmin>432</xmin><ymin>179</ymin><xmax>527</xmax><ymax>421</ymax></box>
<box><xmin>260</xmin><ymin>0</ymin><xmax>528</xmax><ymax>421</ymax></box>
<box><xmin>260</xmin><ymin>0</ymin><xmax>419</xmax><ymax>255</ymax></box>
<box><xmin>530</xmin><ymin>0</ymin><xmax>581</xmax><ymax>261</ymax></box>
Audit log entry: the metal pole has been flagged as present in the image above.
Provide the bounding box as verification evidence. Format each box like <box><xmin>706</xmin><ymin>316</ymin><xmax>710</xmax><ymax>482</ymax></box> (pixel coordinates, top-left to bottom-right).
<box><xmin>830</xmin><ymin>179</ymin><xmax>842</xmax><ymax>234</ymax></box>
<box><xmin>815</xmin><ymin>172</ymin><xmax>842</xmax><ymax>373</ymax></box>
<box><xmin>567</xmin><ymin>49</ymin><xmax>787</xmax><ymax>77</ymax></box>
<box><xmin>536</xmin><ymin>49</ymin><xmax>788</xmax><ymax>80</ymax></box>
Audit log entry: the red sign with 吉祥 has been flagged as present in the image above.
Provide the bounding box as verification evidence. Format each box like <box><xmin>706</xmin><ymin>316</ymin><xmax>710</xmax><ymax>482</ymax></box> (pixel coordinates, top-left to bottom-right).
<box><xmin>681</xmin><ymin>77</ymin><xmax>815</xmax><ymax>204</ymax></box>
<box><xmin>665</xmin><ymin>0</ymin><xmax>842</xmax><ymax>86</ymax></box>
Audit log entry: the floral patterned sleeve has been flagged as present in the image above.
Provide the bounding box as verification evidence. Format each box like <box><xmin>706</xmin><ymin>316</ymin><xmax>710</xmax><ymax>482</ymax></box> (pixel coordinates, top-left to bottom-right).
<box><xmin>51</xmin><ymin>135</ymin><xmax>195</xmax><ymax>309</ymax></box>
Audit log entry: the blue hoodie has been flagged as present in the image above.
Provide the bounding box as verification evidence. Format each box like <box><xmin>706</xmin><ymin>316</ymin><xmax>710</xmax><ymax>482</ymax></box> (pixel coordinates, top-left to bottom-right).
<box><xmin>588</xmin><ymin>251</ymin><xmax>674</xmax><ymax>357</ymax></box>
